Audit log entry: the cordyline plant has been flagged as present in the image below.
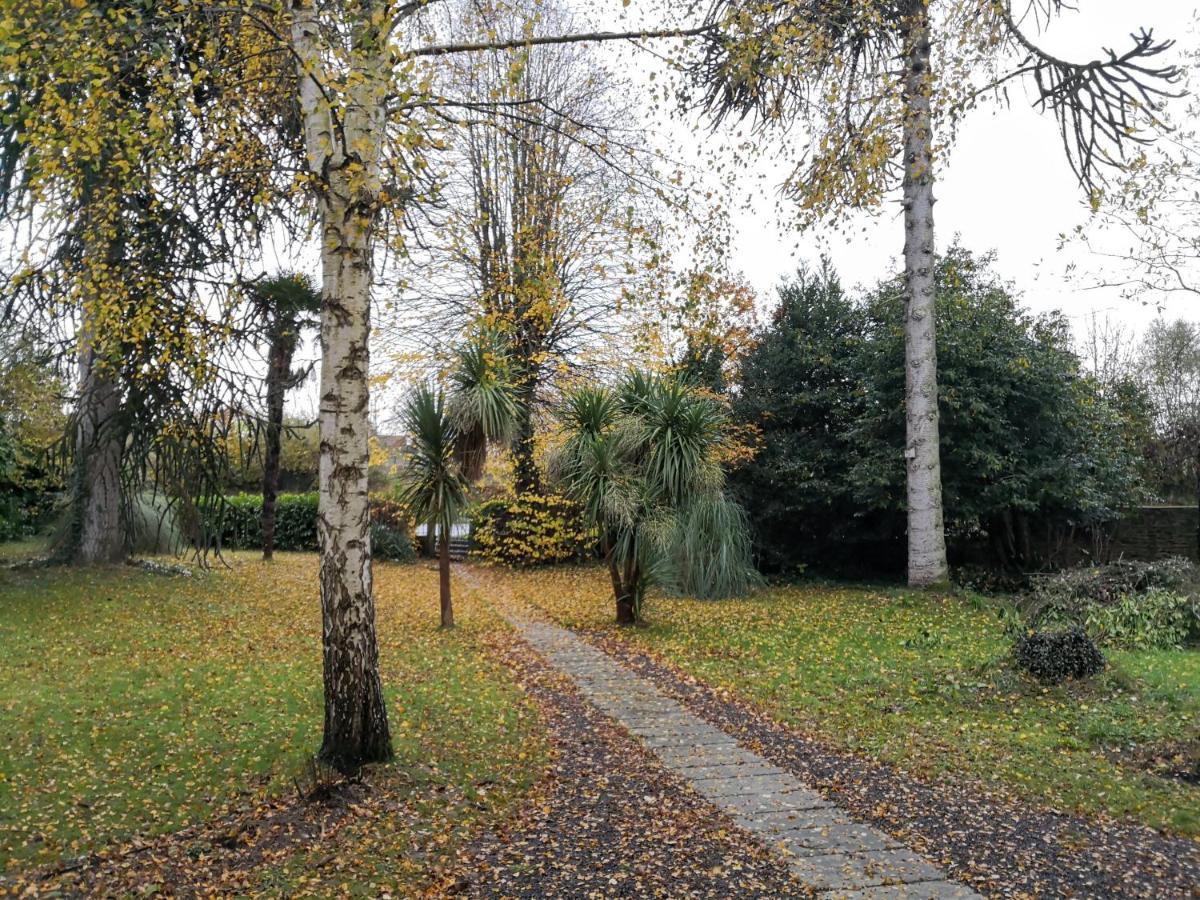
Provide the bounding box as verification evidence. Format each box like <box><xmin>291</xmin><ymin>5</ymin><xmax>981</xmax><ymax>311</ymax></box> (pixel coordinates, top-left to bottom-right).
<box><xmin>553</xmin><ymin>371</ymin><xmax>757</xmax><ymax>624</ymax></box>
<box><xmin>686</xmin><ymin>0</ymin><xmax>1182</xmax><ymax>587</ymax></box>
<box><xmin>396</xmin><ymin>330</ymin><xmax>518</xmax><ymax>629</ymax></box>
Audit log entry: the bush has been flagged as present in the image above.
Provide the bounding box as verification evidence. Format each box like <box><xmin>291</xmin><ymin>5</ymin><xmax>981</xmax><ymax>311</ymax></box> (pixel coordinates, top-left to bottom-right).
<box><xmin>1085</xmin><ymin>589</ymin><xmax>1199</xmax><ymax>650</ymax></box>
<box><xmin>472</xmin><ymin>493</ymin><xmax>595</xmax><ymax>566</ymax></box>
<box><xmin>216</xmin><ymin>493</ymin><xmax>320</xmax><ymax>551</ymax></box>
<box><xmin>1022</xmin><ymin>557</ymin><xmax>1200</xmax><ymax>648</ymax></box>
<box><xmin>129</xmin><ymin>492</ymin><xmax>183</xmax><ymax>555</ymax></box>
<box><xmin>369</xmin><ymin>496</ymin><xmax>409</xmax><ymax>532</ymax></box>
<box><xmin>212</xmin><ymin>493</ymin><xmax>414</xmax><ymax>559</ymax></box>
<box><xmin>371</xmin><ymin>522</ymin><xmax>416</xmax><ymax>563</ymax></box>
<box><xmin>1015</xmin><ymin>627</ymin><xmax>1106</xmax><ymax>684</ymax></box>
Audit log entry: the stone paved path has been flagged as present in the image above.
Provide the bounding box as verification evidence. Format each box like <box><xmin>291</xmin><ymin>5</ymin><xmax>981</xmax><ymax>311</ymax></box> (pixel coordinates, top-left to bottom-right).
<box><xmin>516</xmin><ymin>619</ymin><xmax>983</xmax><ymax>899</ymax></box>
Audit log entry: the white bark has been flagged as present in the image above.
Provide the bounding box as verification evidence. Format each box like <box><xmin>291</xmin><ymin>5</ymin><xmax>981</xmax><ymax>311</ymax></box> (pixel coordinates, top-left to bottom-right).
<box><xmin>901</xmin><ymin>3</ymin><xmax>949</xmax><ymax>587</ymax></box>
<box><xmin>290</xmin><ymin>0</ymin><xmax>391</xmax><ymax>770</ymax></box>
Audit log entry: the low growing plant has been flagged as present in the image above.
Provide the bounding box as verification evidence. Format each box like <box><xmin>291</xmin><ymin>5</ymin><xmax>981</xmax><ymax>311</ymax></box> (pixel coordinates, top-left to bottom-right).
<box><xmin>1085</xmin><ymin>589</ymin><xmax>1199</xmax><ymax>651</ymax></box>
<box><xmin>1020</xmin><ymin>557</ymin><xmax>1200</xmax><ymax>649</ymax></box>
<box><xmin>1014</xmin><ymin>627</ymin><xmax>1106</xmax><ymax>684</ymax></box>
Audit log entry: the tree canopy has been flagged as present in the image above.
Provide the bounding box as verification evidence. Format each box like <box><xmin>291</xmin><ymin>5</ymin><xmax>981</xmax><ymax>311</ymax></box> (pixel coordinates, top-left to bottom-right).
<box><xmin>732</xmin><ymin>249</ymin><xmax>1149</xmax><ymax>574</ymax></box>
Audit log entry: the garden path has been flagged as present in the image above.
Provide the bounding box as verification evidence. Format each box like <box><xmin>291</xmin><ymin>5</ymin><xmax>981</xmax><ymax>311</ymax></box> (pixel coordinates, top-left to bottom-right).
<box><xmin>511</xmin><ymin>616</ymin><xmax>981</xmax><ymax>899</ymax></box>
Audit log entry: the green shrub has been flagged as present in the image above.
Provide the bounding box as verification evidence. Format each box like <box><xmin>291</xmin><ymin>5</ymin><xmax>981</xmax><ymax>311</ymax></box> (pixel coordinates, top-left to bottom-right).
<box><xmin>1015</xmin><ymin>627</ymin><xmax>1106</xmax><ymax>684</ymax></box>
<box><xmin>1022</xmin><ymin>557</ymin><xmax>1199</xmax><ymax>645</ymax></box>
<box><xmin>215</xmin><ymin>492</ymin><xmax>320</xmax><ymax>551</ymax></box>
<box><xmin>215</xmin><ymin>493</ymin><xmax>317</xmax><ymax>551</ymax></box>
<box><xmin>472</xmin><ymin>493</ymin><xmax>595</xmax><ymax>567</ymax></box>
<box><xmin>1085</xmin><ymin>589</ymin><xmax>1199</xmax><ymax>650</ymax></box>
<box><xmin>213</xmin><ymin>493</ymin><xmax>415</xmax><ymax>560</ymax></box>
<box><xmin>371</xmin><ymin>522</ymin><xmax>416</xmax><ymax>563</ymax></box>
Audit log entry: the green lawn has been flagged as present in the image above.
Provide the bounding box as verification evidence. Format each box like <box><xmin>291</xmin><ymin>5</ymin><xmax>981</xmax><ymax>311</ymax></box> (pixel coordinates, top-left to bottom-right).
<box><xmin>481</xmin><ymin>565</ymin><xmax>1200</xmax><ymax>837</ymax></box>
<box><xmin>0</xmin><ymin>552</ymin><xmax>544</xmax><ymax>892</ymax></box>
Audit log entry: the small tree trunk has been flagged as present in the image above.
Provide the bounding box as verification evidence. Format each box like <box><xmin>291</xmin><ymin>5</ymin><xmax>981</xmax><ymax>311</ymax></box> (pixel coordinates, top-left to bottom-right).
<box><xmin>602</xmin><ymin>534</ymin><xmax>633</xmax><ymax>623</ymax></box>
<box><xmin>900</xmin><ymin>1</ymin><xmax>949</xmax><ymax>588</ymax></box>
<box><xmin>292</xmin><ymin>0</ymin><xmax>392</xmax><ymax>774</ymax></box>
<box><xmin>439</xmin><ymin>526</ymin><xmax>454</xmax><ymax>628</ymax></box>
<box><xmin>615</xmin><ymin>554</ymin><xmax>640</xmax><ymax>625</ymax></box>
<box><xmin>615</xmin><ymin>593</ymin><xmax>636</xmax><ymax>625</ymax></box>
<box><xmin>71</xmin><ymin>307</ymin><xmax>125</xmax><ymax>565</ymax></box>
<box><xmin>261</xmin><ymin>334</ymin><xmax>290</xmax><ymax>561</ymax></box>
<box><xmin>423</xmin><ymin>521</ymin><xmax>436</xmax><ymax>558</ymax></box>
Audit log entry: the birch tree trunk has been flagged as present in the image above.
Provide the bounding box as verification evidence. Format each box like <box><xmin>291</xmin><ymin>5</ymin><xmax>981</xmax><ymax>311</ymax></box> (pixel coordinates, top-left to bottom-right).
<box><xmin>291</xmin><ymin>0</ymin><xmax>392</xmax><ymax>773</ymax></box>
<box><xmin>72</xmin><ymin>312</ymin><xmax>125</xmax><ymax>565</ymax></box>
<box><xmin>900</xmin><ymin>2</ymin><xmax>949</xmax><ymax>587</ymax></box>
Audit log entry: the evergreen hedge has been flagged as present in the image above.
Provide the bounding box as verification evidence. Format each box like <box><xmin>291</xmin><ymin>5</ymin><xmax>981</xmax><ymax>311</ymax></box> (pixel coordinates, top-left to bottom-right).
<box><xmin>215</xmin><ymin>493</ymin><xmax>414</xmax><ymax>561</ymax></box>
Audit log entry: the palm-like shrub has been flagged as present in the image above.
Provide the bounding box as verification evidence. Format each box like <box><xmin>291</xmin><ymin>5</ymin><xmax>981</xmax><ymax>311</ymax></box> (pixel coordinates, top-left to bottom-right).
<box><xmin>448</xmin><ymin>327</ymin><xmax>519</xmax><ymax>482</ymax></box>
<box><xmin>395</xmin><ymin>386</ymin><xmax>472</xmax><ymax>627</ymax></box>
<box><xmin>554</xmin><ymin>372</ymin><xmax>757</xmax><ymax>623</ymax></box>
<box><xmin>396</xmin><ymin>330</ymin><xmax>519</xmax><ymax>626</ymax></box>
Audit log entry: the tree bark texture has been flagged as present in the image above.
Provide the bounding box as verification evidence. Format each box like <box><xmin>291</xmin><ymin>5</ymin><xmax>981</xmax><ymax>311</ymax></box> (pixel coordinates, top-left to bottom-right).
<box><xmin>511</xmin><ymin>382</ymin><xmax>541</xmax><ymax>495</ymax></box>
<box><xmin>900</xmin><ymin>3</ymin><xmax>949</xmax><ymax>587</ymax></box>
<box><xmin>261</xmin><ymin>333</ymin><xmax>291</xmax><ymax>561</ymax></box>
<box><xmin>72</xmin><ymin>305</ymin><xmax>125</xmax><ymax>565</ymax></box>
<box><xmin>438</xmin><ymin>527</ymin><xmax>454</xmax><ymax>628</ymax></box>
<box><xmin>291</xmin><ymin>0</ymin><xmax>391</xmax><ymax>773</ymax></box>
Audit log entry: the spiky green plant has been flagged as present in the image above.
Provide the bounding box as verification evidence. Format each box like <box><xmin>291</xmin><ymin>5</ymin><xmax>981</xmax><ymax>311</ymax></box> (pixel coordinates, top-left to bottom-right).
<box><xmin>448</xmin><ymin>327</ymin><xmax>519</xmax><ymax>483</ymax></box>
<box><xmin>395</xmin><ymin>385</ymin><xmax>472</xmax><ymax>627</ymax></box>
<box><xmin>555</xmin><ymin>371</ymin><xmax>757</xmax><ymax>623</ymax></box>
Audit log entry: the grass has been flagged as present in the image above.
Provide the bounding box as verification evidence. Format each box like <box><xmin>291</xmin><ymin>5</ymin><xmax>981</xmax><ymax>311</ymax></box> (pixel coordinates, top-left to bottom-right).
<box><xmin>0</xmin><ymin>551</ymin><xmax>544</xmax><ymax>893</ymax></box>
<box><xmin>477</xmin><ymin>564</ymin><xmax>1200</xmax><ymax>837</ymax></box>
<box><xmin>0</xmin><ymin>538</ymin><xmax>48</xmax><ymax>562</ymax></box>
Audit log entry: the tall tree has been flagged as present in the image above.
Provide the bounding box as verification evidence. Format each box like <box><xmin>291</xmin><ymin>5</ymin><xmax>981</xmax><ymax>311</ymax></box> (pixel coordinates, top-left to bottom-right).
<box><xmin>1</xmin><ymin>0</ymin><xmax>299</xmax><ymax>564</ymax></box>
<box><xmin>689</xmin><ymin>0</ymin><xmax>1180</xmax><ymax>585</ymax></box>
<box><xmin>402</xmin><ymin>0</ymin><xmax>672</xmax><ymax>494</ymax></box>
<box><xmin>249</xmin><ymin>274</ymin><xmax>320</xmax><ymax>561</ymax></box>
<box><xmin>284</xmin><ymin>1</ymin><xmax>707</xmax><ymax>770</ymax></box>
<box><xmin>287</xmin><ymin>0</ymin><xmax>402</xmax><ymax>772</ymax></box>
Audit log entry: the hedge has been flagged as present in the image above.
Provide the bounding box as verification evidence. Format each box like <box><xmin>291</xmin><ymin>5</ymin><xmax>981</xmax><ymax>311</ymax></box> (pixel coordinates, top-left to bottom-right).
<box><xmin>214</xmin><ymin>492</ymin><xmax>414</xmax><ymax>561</ymax></box>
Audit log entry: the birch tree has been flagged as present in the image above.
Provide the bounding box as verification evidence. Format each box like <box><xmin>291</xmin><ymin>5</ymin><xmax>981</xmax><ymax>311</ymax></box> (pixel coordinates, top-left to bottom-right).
<box><xmin>284</xmin><ymin>1</ymin><xmax>708</xmax><ymax>769</ymax></box>
<box><xmin>689</xmin><ymin>0</ymin><xmax>1181</xmax><ymax>586</ymax></box>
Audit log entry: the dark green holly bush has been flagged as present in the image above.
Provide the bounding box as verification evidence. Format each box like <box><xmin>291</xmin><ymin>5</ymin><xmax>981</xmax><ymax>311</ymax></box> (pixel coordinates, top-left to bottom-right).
<box><xmin>1014</xmin><ymin>627</ymin><xmax>1106</xmax><ymax>684</ymax></box>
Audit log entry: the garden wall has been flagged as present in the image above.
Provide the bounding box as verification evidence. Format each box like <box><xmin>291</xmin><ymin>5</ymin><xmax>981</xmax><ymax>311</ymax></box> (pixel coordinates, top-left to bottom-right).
<box><xmin>1108</xmin><ymin>506</ymin><xmax>1199</xmax><ymax>562</ymax></box>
